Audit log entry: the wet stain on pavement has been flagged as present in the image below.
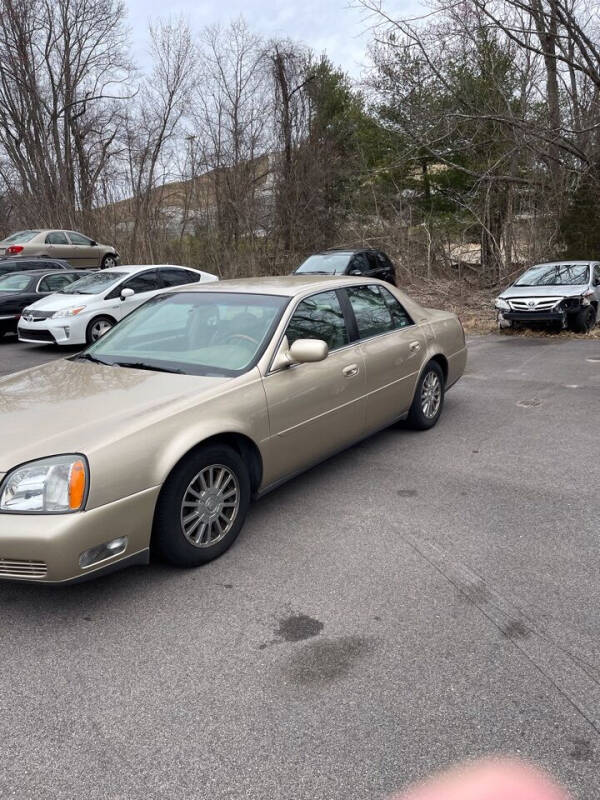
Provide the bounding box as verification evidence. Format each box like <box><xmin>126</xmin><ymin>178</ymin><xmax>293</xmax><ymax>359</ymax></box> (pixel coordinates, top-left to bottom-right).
<box><xmin>517</xmin><ymin>397</ymin><xmax>543</xmax><ymax>408</ymax></box>
<box><xmin>285</xmin><ymin>636</ymin><xmax>371</xmax><ymax>686</ymax></box>
<box><xmin>456</xmin><ymin>579</ymin><xmax>492</xmax><ymax>606</ymax></box>
<box><xmin>501</xmin><ymin>620</ymin><xmax>531</xmax><ymax>640</ymax></box>
<box><xmin>397</xmin><ymin>489</ymin><xmax>418</xmax><ymax>497</ymax></box>
<box><xmin>276</xmin><ymin>614</ymin><xmax>324</xmax><ymax>642</ymax></box>
<box><xmin>569</xmin><ymin>738</ymin><xmax>593</xmax><ymax>761</ymax></box>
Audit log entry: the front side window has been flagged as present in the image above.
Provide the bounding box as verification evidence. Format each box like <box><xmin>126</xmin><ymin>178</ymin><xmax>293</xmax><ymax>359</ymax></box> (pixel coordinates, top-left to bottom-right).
<box><xmin>84</xmin><ymin>292</ymin><xmax>288</xmax><ymax>376</ymax></box>
<box><xmin>594</xmin><ymin>265</ymin><xmax>600</xmax><ymax>285</ymax></box>
<box><xmin>286</xmin><ymin>290</ymin><xmax>349</xmax><ymax>351</ymax></box>
<box><xmin>514</xmin><ymin>263</ymin><xmax>589</xmax><ymax>286</ymax></box>
<box><xmin>121</xmin><ymin>270</ymin><xmax>161</xmax><ymax>294</ymax></box>
<box><xmin>45</xmin><ymin>232</ymin><xmax>69</xmax><ymax>245</ymax></box>
<box><xmin>67</xmin><ymin>231</ymin><xmax>93</xmax><ymax>245</ymax></box>
<box><xmin>346</xmin><ymin>285</ymin><xmax>394</xmax><ymax>339</ymax></box>
<box><xmin>349</xmin><ymin>253</ymin><xmax>370</xmax><ymax>274</ymax></box>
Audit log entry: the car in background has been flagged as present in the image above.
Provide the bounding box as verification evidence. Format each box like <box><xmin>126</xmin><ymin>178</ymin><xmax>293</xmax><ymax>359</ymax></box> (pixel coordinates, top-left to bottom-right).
<box><xmin>18</xmin><ymin>264</ymin><xmax>218</xmax><ymax>345</ymax></box>
<box><xmin>495</xmin><ymin>261</ymin><xmax>600</xmax><ymax>334</ymax></box>
<box><xmin>0</xmin><ymin>229</ymin><xmax>120</xmax><ymax>269</ymax></box>
<box><xmin>0</xmin><ymin>270</ymin><xmax>94</xmax><ymax>338</ymax></box>
<box><xmin>294</xmin><ymin>248</ymin><xmax>397</xmax><ymax>285</ymax></box>
<box><xmin>0</xmin><ymin>257</ymin><xmax>72</xmax><ymax>277</ymax></box>
<box><xmin>0</xmin><ymin>275</ymin><xmax>466</xmax><ymax>583</ymax></box>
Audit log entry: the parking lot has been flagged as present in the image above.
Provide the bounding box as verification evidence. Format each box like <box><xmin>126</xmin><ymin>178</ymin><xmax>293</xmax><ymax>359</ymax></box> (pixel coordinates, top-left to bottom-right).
<box><xmin>0</xmin><ymin>333</ymin><xmax>599</xmax><ymax>799</ymax></box>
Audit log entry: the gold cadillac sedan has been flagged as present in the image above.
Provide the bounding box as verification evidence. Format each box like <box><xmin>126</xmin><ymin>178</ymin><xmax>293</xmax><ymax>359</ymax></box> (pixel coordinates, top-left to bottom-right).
<box><xmin>0</xmin><ymin>276</ymin><xmax>467</xmax><ymax>583</ymax></box>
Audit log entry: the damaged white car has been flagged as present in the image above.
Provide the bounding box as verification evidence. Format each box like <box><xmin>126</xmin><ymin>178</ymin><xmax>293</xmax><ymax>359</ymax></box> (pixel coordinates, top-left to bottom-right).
<box><xmin>495</xmin><ymin>261</ymin><xmax>600</xmax><ymax>334</ymax></box>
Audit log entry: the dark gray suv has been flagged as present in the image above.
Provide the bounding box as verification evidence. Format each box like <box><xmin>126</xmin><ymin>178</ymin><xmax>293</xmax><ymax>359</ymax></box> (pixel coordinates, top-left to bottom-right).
<box><xmin>294</xmin><ymin>249</ymin><xmax>397</xmax><ymax>285</ymax></box>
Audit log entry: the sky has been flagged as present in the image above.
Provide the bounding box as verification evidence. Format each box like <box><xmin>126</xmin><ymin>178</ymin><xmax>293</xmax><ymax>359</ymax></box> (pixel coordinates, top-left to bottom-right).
<box><xmin>124</xmin><ymin>0</ymin><xmax>401</xmax><ymax>78</ymax></box>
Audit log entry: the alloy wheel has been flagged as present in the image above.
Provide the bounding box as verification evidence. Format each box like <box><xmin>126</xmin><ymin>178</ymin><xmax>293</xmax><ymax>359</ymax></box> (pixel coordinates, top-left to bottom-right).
<box><xmin>180</xmin><ymin>464</ymin><xmax>240</xmax><ymax>548</ymax></box>
<box><xmin>421</xmin><ymin>370</ymin><xmax>442</xmax><ymax>418</ymax></box>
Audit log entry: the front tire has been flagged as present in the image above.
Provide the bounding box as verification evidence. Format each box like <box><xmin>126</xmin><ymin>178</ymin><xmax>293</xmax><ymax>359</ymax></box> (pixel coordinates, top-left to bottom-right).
<box><xmin>406</xmin><ymin>361</ymin><xmax>445</xmax><ymax>430</ymax></box>
<box><xmin>86</xmin><ymin>315</ymin><xmax>114</xmax><ymax>343</ymax></box>
<box><xmin>569</xmin><ymin>306</ymin><xmax>596</xmax><ymax>334</ymax></box>
<box><xmin>153</xmin><ymin>445</ymin><xmax>251</xmax><ymax>567</ymax></box>
<box><xmin>101</xmin><ymin>254</ymin><xmax>118</xmax><ymax>269</ymax></box>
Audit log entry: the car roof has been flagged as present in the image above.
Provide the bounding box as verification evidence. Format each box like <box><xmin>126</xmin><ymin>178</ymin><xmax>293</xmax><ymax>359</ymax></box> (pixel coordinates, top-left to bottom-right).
<box><xmin>1</xmin><ymin>269</ymin><xmax>66</xmax><ymax>277</ymax></box>
<box><xmin>102</xmin><ymin>264</ymin><xmax>196</xmax><ymax>276</ymax></box>
<box><xmin>170</xmin><ymin>275</ymin><xmax>384</xmax><ymax>298</ymax></box>
<box><xmin>309</xmin><ymin>248</ymin><xmax>382</xmax><ymax>256</ymax></box>
<box><xmin>531</xmin><ymin>260</ymin><xmax>594</xmax><ymax>266</ymax></box>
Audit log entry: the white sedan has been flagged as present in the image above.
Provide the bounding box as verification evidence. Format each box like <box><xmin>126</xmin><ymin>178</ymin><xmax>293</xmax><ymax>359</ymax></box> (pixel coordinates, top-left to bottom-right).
<box><xmin>18</xmin><ymin>264</ymin><xmax>218</xmax><ymax>345</ymax></box>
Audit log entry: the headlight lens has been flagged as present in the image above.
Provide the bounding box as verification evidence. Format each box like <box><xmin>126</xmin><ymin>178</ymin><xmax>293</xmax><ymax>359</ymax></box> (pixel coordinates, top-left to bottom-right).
<box><xmin>0</xmin><ymin>455</ymin><xmax>88</xmax><ymax>514</ymax></box>
<box><xmin>495</xmin><ymin>297</ymin><xmax>510</xmax><ymax>310</ymax></box>
<box><xmin>51</xmin><ymin>306</ymin><xmax>86</xmax><ymax>319</ymax></box>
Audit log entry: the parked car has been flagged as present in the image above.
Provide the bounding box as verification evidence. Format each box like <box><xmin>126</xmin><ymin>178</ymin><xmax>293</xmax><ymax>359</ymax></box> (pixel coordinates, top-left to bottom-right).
<box><xmin>0</xmin><ymin>257</ymin><xmax>72</xmax><ymax>277</ymax></box>
<box><xmin>0</xmin><ymin>229</ymin><xmax>120</xmax><ymax>268</ymax></box>
<box><xmin>0</xmin><ymin>269</ymin><xmax>94</xmax><ymax>338</ymax></box>
<box><xmin>0</xmin><ymin>275</ymin><xmax>466</xmax><ymax>583</ymax></box>
<box><xmin>294</xmin><ymin>249</ymin><xmax>397</xmax><ymax>285</ymax></box>
<box><xmin>495</xmin><ymin>261</ymin><xmax>600</xmax><ymax>333</ymax></box>
<box><xmin>18</xmin><ymin>264</ymin><xmax>218</xmax><ymax>346</ymax></box>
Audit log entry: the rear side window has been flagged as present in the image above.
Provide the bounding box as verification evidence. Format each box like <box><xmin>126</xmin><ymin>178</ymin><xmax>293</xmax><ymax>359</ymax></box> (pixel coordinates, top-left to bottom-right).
<box><xmin>45</xmin><ymin>232</ymin><xmax>69</xmax><ymax>245</ymax></box>
<box><xmin>286</xmin><ymin>290</ymin><xmax>349</xmax><ymax>351</ymax></box>
<box><xmin>160</xmin><ymin>268</ymin><xmax>200</xmax><ymax>287</ymax></box>
<box><xmin>346</xmin><ymin>285</ymin><xmax>394</xmax><ymax>338</ymax></box>
<box><xmin>379</xmin><ymin>286</ymin><xmax>413</xmax><ymax>328</ymax></box>
<box><xmin>349</xmin><ymin>253</ymin><xmax>370</xmax><ymax>274</ymax></box>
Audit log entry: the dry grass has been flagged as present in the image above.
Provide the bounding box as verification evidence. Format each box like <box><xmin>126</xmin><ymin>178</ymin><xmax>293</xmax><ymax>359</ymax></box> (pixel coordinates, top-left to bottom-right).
<box><xmin>405</xmin><ymin>277</ymin><xmax>600</xmax><ymax>339</ymax></box>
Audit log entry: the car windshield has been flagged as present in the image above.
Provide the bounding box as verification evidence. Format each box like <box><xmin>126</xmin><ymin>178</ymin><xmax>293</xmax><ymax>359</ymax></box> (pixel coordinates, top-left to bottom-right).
<box><xmin>2</xmin><ymin>230</ymin><xmax>40</xmax><ymax>244</ymax></box>
<box><xmin>60</xmin><ymin>271</ymin><xmax>126</xmax><ymax>294</ymax></box>
<box><xmin>0</xmin><ymin>273</ymin><xmax>32</xmax><ymax>291</ymax></box>
<box><xmin>83</xmin><ymin>291</ymin><xmax>289</xmax><ymax>376</ymax></box>
<box><xmin>296</xmin><ymin>253</ymin><xmax>350</xmax><ymax>274</ymax></box>
<box><xmin>514</xmin><ymin>263</ymin><xmax>590</xmax><ymax>286</ymax></box>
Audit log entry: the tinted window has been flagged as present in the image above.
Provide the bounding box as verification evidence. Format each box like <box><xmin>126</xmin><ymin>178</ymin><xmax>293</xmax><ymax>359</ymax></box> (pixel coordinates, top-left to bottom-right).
<box><xmin>376</xmin><ymin>252</ymin><xmax>393</xmax><ymax>269</ymax></box>
<box><xmin>122</xmin><ymin>270</ymin><xmax>161</xmax><ymax>294</ymax></box>
<box><xmin>0</xmin><ymin>261</ymin><xmax>26</xmax><ymax>274</ymax></box>
<box><xmin>160</xmin><ymin>268</ymin><xmax>200</xmax><ymax>287</ymax></box>
<box><xmin>38</xmin><ymin>273</ymin><xmax>74</xmax><ymax>292</ymax></box>
<box><xmin>67</xmin><ymin>231</ymin><xmax>93</xmax><ymax>245</ymax></box>
<box><xmin>286</xmin><ymin>290</ymin><xmax>349</xmax><ymax>351</ymax></box>
<box><xmin>45</xmin><ymin>231</ymin><xmax>69</xmax><ymax>245</ymax></box>
<box><xmin>346</xmin><ymin>285</ymin><xmax>394</xmax><ymax>338</ymax></box>
<box><xmin>349</xmin><ymin>253</ymin><xmax>370</xmax><ymax>274</ymax></box>
<box><xmin>379</xmin><ymin>286</ymin><xmax>413</xmax><ymax>328</ymax></box>
<box><xmin>594</xmin><ymin>265</ymin><xmax>600</xmax><ymax>285</ymax></box>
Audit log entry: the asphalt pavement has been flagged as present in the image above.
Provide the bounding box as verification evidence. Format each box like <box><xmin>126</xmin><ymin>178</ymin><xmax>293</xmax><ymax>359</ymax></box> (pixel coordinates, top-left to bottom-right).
<box><xmin>0</xmin><ymin>333</ymin><xmax>599</xmax><ymax>799</ymax></box>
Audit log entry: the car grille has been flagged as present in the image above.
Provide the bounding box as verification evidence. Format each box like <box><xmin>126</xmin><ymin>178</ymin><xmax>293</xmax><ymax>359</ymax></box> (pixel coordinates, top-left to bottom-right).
<box><xmin>21</xmin><ymin>310</ymin><xmax>53</xmax><ymax>321</ymax></box>
<box><xmin>508</xmin><ymin>297</ymin><xmax>561</xmax><ymax>312</ymax></box>
<box><xmin>0</xmin><ymin>558</ymin><xmax>47</xmax><ymax>579</ymax></box>
<box><xmin>17</xmin><ymin>328</ymin><xmax>55</xmax><ymax>343</ymax></box>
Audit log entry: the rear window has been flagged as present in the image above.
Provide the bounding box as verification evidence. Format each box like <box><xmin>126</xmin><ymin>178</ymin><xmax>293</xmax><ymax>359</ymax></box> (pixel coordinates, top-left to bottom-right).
<box><xmin>3</xmin><ymin>230</ymin><xmax>40</xmax><ymax>244</ymax></box>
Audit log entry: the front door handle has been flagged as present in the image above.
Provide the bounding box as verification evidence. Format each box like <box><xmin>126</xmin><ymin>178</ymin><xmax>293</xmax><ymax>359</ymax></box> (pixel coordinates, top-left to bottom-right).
<box><xmin>409</xmin><ymin>341</ymin><xmax>421</xmax><ymax>352</ymax></box>
<box><xmin>342</xmin><ymin>363</ymin><xmax>359</xmax><ymax>378</ymax></box>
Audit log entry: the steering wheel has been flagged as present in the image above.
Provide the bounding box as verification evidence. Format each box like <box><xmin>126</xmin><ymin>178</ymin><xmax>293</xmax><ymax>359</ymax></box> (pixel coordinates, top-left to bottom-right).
<box><xmin>223</xmin><ymin>333</ymin><xmax>259</xmax><ymax>346</ymax></box>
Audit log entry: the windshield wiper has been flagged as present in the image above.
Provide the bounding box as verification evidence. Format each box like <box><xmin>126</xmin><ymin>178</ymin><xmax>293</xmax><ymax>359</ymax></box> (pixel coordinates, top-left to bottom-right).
<box><xmin>112</xmin><ymin>361</ymin><xmax>186</xmax><ymax>374</ymax></box>
<box><xmin>75</xmin><ymin>353</ymin><xmax>114</xmax><ymax>365</ymax></box>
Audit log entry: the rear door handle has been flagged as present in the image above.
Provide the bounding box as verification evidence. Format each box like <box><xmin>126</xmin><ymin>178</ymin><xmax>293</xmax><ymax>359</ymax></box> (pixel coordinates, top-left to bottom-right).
<box><xmin>409</xmin><ymin>341</ymin><xmax>421</xmax><ymax>352</ymax></box>
<box><xmin>342</xmin><ymin>363</ymin><xmax>359</xmax><ymax>377</ymax></box>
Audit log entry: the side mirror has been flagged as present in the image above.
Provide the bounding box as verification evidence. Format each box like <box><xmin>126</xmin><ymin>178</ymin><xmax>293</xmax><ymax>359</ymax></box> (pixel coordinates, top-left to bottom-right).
<box><xmin>120</xmin><ymin>287</ymin><xmax>134</xmax><ymax>300</ymax></box>
<box><xmin>289</xmin><ymin>338</ymin><xmax>328</xmax><ymax>363</ymax></box>
<box><xmin>90</xmin><ymin>240</ymin><xmax>97</xmax><ymax>246</ymax></box>
<box><xmin>349</xmin><ymin>269</ymin><xmax>362</xmax><ymax>276</ymax></box>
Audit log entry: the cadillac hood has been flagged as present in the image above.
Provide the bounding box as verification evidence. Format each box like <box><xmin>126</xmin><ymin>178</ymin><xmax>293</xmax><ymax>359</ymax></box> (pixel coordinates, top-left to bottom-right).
<box><xmin>0</xmin><ymin>358</ymin><xmax>231</xmax><ymax>472</ymax></box>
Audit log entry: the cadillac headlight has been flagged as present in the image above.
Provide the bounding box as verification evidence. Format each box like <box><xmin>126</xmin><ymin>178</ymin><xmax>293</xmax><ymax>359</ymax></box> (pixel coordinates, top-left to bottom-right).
<box><xmin>51</xmin><ymin>306</ymin><xmax>86</xmax><ymax>319</ymax></box>
<box><xmin>0</xmin><ymin>455</ymin><xmax>88</xmax><ymax>513</ymax></box>
<box><xmin>495</xmin><ymin>297</ymin><xmax>510</xmax><ymax>310</ymax></box>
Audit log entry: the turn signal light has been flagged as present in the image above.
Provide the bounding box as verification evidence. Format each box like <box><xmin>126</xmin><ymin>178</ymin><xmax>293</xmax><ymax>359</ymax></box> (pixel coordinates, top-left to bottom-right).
<box><xmin>69</xmin><ymin>459</ymin><xmax>86</xmax><ymax>510</ymax></box>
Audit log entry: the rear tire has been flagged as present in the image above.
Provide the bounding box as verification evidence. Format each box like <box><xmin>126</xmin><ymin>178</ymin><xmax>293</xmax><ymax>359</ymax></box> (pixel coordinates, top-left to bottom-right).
<box><xmin>406</xmin><ymin>361</ymin><xmax>445</xmax><ymax>430</ymax></box>
<box><xmin>568</xmin><ymin>306</ymin><xmax>595</xmax><ymax>334</ymax></box>
<box><xmin>86</xmin><ymin>315</ymin><xmax>114</xmax><ymax>343</ymax></box>
<box><xmin>153</xmin><ymin>445</ymin><xmax>251</xmax><ymax>567</ymax></box>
